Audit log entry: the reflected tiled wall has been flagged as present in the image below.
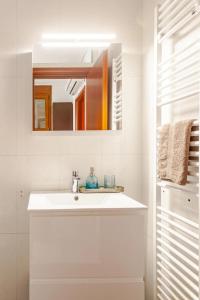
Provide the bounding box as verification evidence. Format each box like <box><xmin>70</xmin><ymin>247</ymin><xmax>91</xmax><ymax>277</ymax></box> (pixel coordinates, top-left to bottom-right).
<box><xmin>0</xmin><ymin>0</ymin><xmax>143</xmax><ymax>299</ymax></box>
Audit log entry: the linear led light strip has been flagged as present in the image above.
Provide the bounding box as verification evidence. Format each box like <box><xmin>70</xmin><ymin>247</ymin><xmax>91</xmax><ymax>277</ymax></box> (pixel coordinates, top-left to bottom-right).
<box><xmin>42</xmin><ymin>33</ymin><xmax>116</xmax><ymax>40</ymax></box>
<box><xmin>42</xmin><ymin>41</ymin><xmax>111</xmax><ymax>48</ymax></box>
<box><xmin>41</xmin><ymin>33</ymin><xmax>116</xmax><ymax>48</ymax></box>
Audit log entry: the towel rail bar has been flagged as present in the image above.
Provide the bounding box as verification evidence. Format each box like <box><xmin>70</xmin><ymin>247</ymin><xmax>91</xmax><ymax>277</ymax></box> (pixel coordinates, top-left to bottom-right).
<box><xmin>156</xmin><ymin>173</ymin><xmax>199</xmax><ymax>181</ymax></box>
<box><xmin>157</xmin><ymin>245</ymin><xmax>199</xmax><ymax>281</ymax></box>
<box><xmin>158</xmin><ymin>8</ymin><xmax>200</xmax><ymax>43</ymax></box>
<box><xmin>189</xmin><ymin>161</ymin><xmax>199</xmax><ymax>167</ymax></box>
<box><xmin>157</xmin><ymin>260</ymin><xmax>199</xmax><ymax>295</ymax></box>
<box><xmin>157</xmin><ymin>282</ymin><xmax>178</xmax><ymax>300</ymax></box>
<box><xmin>190</xmin><ymin>151</ymin><xmax>199</xmax><ymax>157</ymax></box>
<box><xmin>158</xmin><ymin>0</ymin><xmax>193</xmax><ymax>27</ymax></box>
<box><xmin>191</xmin><ymin>131</ymin><xmax>200</xmax><ymax>136</ymax></box>
<box><xmin>157</xmin><ymin>230</ymin><xmax>199</xmax><ymax>261</ymax></box>
<box><xmin>188</xmin><ymin>171</ymin><xmax>199</xmax><ymax>177</ymax></box>
<box><xmin>157</xmin><ymin>90</ymin><xmax>199</xmax><ymax>107</ymax></box>
<box><xmin>113</xmin><ymin>117</ymin><xmax>122</xmax><ymax>122</ymax></box>
<box><xmin>190</xmin><ymin>141</ymin><xmax>199</xmax><ymax>146</ymax></box>
<box><xmin>157</xmin><ymin>293</ymin><xmax>164</xmax><ymax>300</ymax></box>
<box><xmin>158</xmin><ymin>0</ymin><xmax>185</xmax><ymax>19</ymax></box>
<box><xmin>114</xmin><ymin>61</ymin><xmax>122</xmax><ymax>69</ymax></box>
<box><xmin>158</xmin><ymin>79</ymin><xmax>199</xmax><ymax>99</ymax></box>
<box><xmin>157</xmin><ymin>262</ymin><xmax>199</xmax><ymax>299</ymax></box>
<box><xmin>157</xmin><ymin>269</ymin><xmax>194</xmax><ymax>300</ymax></box>
<box><xmin>158</xmin><ymin>39</ymin><xmax>199</xmax><ymax>67</ymax></box>
<box><xmin>158</xmin><ymin>68</ymin><xmax>199</xmax><ymax>90</ymax></box>
<box><xmin>157</xmin><ymin>181</ymin><xmax>199</xmax><ymax>195</ymax></box>
<box><xmin>157</xmin><ymin>214</ymin><xmax>199</xmax><ymax>240</ymax></box>
<box><xmin>157</xmin><ymin>279</ymin><xmax>181</xmax><ymax>300</ymax></box>
<box><xmin>114</xmin><ymin>53</ymin><xmax>121</xmax><ymax>64</ymax></box>
<box><xmin>157</xmin><ymin>120</ymin><xmax>199</xmax><ymax>131</ymax></box>
<box><xmin>157</xmin><ymin>222</ymin><xmax>199</xmax><ymax>250</ymax></box>
<box><xmin>157</xmin><ymin>206</ymin><xmax>199</xmax><ymax>228</ymax></box>
<box><xmin>187</xmin><ymin>176</ymin><xmax>199</xmax><ymax>183</ymax></box>
<box><xmin>158</xmin><ymin>56</ymin><xmax>200</xmax><ymax>83</ymax></box>
<box><xmin>158</xmin><ymin>70</ymin><xmax>200</xmax><ymax>91</ymax></box>
<box><xmin>158</xmin><ymin>1</ymin><xmax>197</xmax><ymax>36</ymax></box>
<box><xmin>157</xmin><ymin>242</ymin><xmax>199</xmax><ymax>274</ymax></box>
<box><xmin>192</xmin><ymin>120</ymin><xmax>199</xmax><ymax>126</ymax></box>
<box><xmin>157</xmin><ymin>289</ymin><xmax>170</xmax><ymax>300</ymax></box>
<box><xmin>158</xmin><ymin>48</ymin><xmax>200</xmax><ymax>74</ymax></box>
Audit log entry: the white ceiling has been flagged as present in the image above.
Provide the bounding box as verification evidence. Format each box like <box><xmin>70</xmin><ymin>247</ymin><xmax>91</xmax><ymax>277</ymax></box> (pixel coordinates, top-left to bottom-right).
<box><xmin>33</xmin><ymin>44</ymin><xmax>104</xmax><ymax>66</ymax></box>
<box><xmin>35</xmin><ymin>79</ymin><xmax>85</xmax><ymax>102</ymax></box>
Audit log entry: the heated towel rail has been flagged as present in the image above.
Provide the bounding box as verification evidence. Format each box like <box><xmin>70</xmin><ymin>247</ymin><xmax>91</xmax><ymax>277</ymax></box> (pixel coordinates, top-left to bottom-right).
<box><xmin>155</xmin><ymin>0</ymin><xmax>200</xmax><ymax>299</ymax></box>
<box><xmin>112</xmin><ymin>53</ymin><xmax>122</xmax><ymax>130</ymax></box>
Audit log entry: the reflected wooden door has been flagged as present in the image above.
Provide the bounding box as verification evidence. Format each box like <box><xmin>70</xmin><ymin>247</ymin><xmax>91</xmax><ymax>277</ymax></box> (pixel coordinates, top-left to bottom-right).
<box><xmin>33</xmin><ymin>85</ymin><xmax>52</xmax><ymax>130</ymax></box>
<box><xmin>53</xmin><ymin>102</ymin><xmax>73</xmax><ymax>131</ymax></box>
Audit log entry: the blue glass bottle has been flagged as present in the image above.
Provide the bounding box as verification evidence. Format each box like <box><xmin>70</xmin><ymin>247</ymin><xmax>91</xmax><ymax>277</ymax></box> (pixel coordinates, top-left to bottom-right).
<box><xmin>86</xmin><ymin>167</ymin><xmax>98</xmax><ymax>189</ymax></box>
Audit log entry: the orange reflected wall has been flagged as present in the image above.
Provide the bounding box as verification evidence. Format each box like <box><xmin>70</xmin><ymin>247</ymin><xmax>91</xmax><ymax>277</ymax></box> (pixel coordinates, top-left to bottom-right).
<box><xmin>75</xmin><ymin>88</ymin><xmax>85</xmax><ymax>130</ymax></box>
<box><xmin>86</xmin><ymin>50</ymin><xmax>108</xmax><ymax>130</ymax></box>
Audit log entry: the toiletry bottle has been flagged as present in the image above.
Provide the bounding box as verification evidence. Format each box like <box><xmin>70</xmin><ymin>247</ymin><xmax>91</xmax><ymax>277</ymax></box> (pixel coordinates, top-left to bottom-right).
<box><xmin>86</xmin><ymin>167</ymin><xmax>98</xmax><ymax>189</ymax></box>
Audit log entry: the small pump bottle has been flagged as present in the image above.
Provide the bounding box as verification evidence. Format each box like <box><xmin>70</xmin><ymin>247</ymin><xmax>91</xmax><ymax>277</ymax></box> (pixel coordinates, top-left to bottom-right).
<box><xmin>86</xmin><ymin>167</ymin><xmax>98</xmax><ymax>189</ymax></box>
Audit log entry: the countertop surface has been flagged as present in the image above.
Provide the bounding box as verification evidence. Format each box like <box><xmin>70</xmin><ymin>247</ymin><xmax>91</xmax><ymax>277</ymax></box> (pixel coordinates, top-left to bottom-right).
<box><xmin>28</xmin><ymin>191</ymin><xmax>147</xmax><ymax>212</ymax></box>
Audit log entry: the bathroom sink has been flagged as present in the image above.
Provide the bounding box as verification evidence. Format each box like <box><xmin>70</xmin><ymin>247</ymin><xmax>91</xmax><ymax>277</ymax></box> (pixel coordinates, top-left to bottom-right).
<box><xmin>28</xmin><ymin>191</ymin><xmax>146</xmax><ymax>212</ymax></box>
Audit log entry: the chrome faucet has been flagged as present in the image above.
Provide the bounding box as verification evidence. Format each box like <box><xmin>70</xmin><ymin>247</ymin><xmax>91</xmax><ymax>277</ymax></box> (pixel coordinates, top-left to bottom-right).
<box><xmin>72</xmin><ymin>170</ymin><xmax>80</xmax><ymax>193</ymax></box>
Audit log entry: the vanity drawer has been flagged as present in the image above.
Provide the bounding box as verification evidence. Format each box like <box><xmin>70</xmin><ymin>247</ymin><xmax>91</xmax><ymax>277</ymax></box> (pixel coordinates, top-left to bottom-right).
<box><xmin>30</xmin><ymin>213</ymin><xmax>145</xmax><ymax>279</ymax></box>
<box><xmin>30</xmin><ymin>279</ymin><xmax>144</xmax><ymax>300</ymax></box>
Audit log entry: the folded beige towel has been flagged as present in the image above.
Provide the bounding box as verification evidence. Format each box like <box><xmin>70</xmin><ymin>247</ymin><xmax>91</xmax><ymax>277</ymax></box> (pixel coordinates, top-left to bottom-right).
<box><xmin>158</xmin><ymin>120</ymin><xmax>194</xmax><ymax>185</ymax></box>
<box><xmin>158</xmin><ymin>124</ymin><xmax>170</xmax><ymax>180</ymax></box>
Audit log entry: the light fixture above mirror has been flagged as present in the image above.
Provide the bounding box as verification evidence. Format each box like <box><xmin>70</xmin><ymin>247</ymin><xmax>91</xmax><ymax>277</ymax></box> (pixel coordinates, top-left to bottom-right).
<box><xmin>41</xmin><ymin>32</ymin><xmax>116</xmax><ymax>49</ymax></box>
<box><xmin>42</xmin><ymin>33</ymin><xmax>117</xmax><ymax>41</ymax></box>
<box><xmin>41</xmin><ymin>42</ymin><xmax>112</xmax><ymax>48</ymax></box>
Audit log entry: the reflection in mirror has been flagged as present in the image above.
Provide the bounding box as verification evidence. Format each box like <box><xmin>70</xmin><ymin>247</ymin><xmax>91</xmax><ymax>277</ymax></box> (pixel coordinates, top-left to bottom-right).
<box><xmin>33</xmin><ymin>85</ymin><xmax>51</xmax><ymax>130</ymax></box>
<box><xmin>34</xmin><ymin>99</ymin><xmax>46</xmax><ymax>129</ymax></box>
<box><xmin>33</xmin><ymin>43</ymin><xmax>122</xmax><ymax>131</ymax></box>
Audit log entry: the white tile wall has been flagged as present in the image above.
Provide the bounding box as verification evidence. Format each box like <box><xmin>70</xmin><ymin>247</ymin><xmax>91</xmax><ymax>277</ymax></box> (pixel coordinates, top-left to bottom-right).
<box><xmin>16</xmin><ymin>234</ymin><xmax>29</xmax><ymax>300</ymax></box>
<box><xmin>0</xmin><ymin>235</ymin><xmax>17</xmax><ymax>300</ymax></box>
<box><xmin>0</xmin><ymin>0</ymin><xmax>17</xmax><ymax>31</ymax></box>
<box><xmin>0</xmin><ymin>34</ymin><xmax>17</xmax><ymax>78</ymax></box>
<box><xmin>0</xmin><ymin>157</ymin><xmax>18</xmax><ymax>233</ymax></box>
<box><xmin>0</xmin><ymin>0</ymin><xmax>143</xmax><ymax>299</ymax></box>
<box><xmin>0</xmin><ymin>79</ymin><xmax>18</xmax><ymax>155</ymax></box>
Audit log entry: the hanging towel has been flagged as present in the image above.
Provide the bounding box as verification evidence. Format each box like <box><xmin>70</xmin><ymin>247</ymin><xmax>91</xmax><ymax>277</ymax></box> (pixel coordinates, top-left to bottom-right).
<box><xmin>158</xmin><ymin>120</ymin><xmax>194</xmax><ymax>185</ymax></box>
<box><xmin>158</xmin><ymin>124</ymin><xmax>170</xmax><ymax>180</ymax></box>
<box><xmin>167</xmin><ymin>120</ymin><xmax>194</xmax><ymax>185</ymax></box>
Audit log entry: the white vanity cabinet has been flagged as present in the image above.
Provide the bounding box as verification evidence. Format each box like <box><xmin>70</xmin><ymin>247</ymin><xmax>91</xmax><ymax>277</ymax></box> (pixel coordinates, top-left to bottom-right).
<box><xmin>28</xmin><ymin>192</ymin><xmax>146</xmax><ymax>300</ymax></box>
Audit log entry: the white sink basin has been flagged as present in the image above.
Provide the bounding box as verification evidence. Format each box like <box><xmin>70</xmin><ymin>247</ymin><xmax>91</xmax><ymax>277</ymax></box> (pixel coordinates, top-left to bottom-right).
<box><xmin>28</xmin><ymin>192</ymin><xmax>146</xmax><ymax>212</ymax></box>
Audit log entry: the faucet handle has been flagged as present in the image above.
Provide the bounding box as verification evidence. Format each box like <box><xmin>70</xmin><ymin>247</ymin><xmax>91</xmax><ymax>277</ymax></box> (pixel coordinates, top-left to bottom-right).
<box><xmin>72</xmin><ymin>170</ymin><xmax>81</xmax><ymax>193</ymax></box>
<box><xmin>72</xmin><ymin>170</ymin><xmax>78</xmax><ymax>177</ymax></box>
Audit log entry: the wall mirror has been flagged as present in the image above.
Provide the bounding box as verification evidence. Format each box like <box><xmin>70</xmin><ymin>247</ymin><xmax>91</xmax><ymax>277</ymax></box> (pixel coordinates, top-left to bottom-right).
<box><xmin>32</xmin><ymin>42</ymin><xmax>122</xmax><ymax>131</ymax></box>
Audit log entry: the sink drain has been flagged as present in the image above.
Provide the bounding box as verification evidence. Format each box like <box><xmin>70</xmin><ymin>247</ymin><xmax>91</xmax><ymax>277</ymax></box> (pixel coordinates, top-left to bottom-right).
<box><xmin>74</xmin><ymin>195</ymin><xmax>79</xmax><ymax>201</ymax></box>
